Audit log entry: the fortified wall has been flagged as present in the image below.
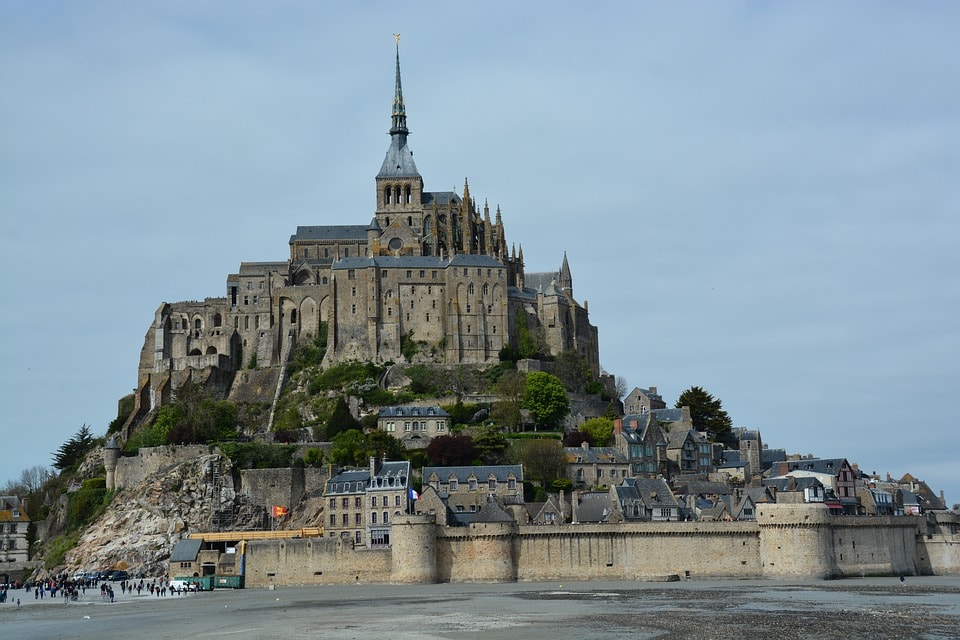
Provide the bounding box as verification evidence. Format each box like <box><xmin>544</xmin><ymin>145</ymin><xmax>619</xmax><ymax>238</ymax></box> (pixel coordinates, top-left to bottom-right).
<box><xmin>115</xmin><ymin>445</ymin><xmax>210</xmax><ymax>488</ymax></box>
<box><xmin>240</xmin><ymin>505</ymin><xmax>959</xmax><ymax>586</ymax></box>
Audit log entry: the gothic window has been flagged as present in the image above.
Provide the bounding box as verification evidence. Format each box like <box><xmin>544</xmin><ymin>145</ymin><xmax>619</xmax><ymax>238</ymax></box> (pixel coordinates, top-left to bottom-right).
<box><xmin>384</xmin><ymin>187</ymin><xmax>391</xmax><ymax>204</ymax></box>
<box><xmin>468</xmin><ymin>283</ymin><xmax>474</xmax><ymax>296</ymax></box>
<box><xmin>394</xmin><ymin>186</ymin><xmax>401</xmax><ymax>203</ymax></box>
<box><xmin>234</xmin><ymin>317</ymin><xmax>239</xmax><ymax>329</ymax></box>
<box><xmin>194</xmin><ymin>318</ymin><xmax>202</xmax><ymax>330</ymax></box>
<box><xmin>388</xmin><ymin>237</ymin><xmax>403</xmax><ymax>251</ymax></box>
<box><xmin>213</xmin><ymin>314</ymin><xmax>222</xmax><ymax>326</ymax></box>
<box><xmin>405</xmin><ymin>185</ymin><xmax>411</xmax><ymax>204</ymax></box>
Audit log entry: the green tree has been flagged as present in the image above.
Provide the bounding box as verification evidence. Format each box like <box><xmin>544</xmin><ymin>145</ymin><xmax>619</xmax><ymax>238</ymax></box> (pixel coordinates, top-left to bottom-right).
<box><xmin>579</xmin><ymin>417</ymin><xmax>614</xmax><ymax>446</ymax></box>
<box><xmin>425</xmin><ymin>434</ymin><xmax>476</xmax><ymax>466</ymax></box>
<box><xmin>473</xmin><ymin>428</ymin><xmax>510</xmax><ymax>465</ymax></box>
<box><xmin>364</xmin><ymin>430</ymin><xmax>407</xmax><ymax>461</ymax></box>
<box><xmin>492</xmin><ymin>370</ymin><xmax>525</xmax><ymax>431</ymax></box>
<box><xmin>303</xmin><ymin>448</ymin><xmax>324</xmax><ymax>467</ymax></box>
<box><xmin>329</xmin><ymin>429</ymin><xmax>367</xmax><ymax>466</ymax></box>
<box><xmin>676</xmin><ymin>385</ymin><xmax>734</xmax><ymax>445</ymax></box>
<box><xmin>516</xmin><ymin>439</ymin><xmax>567</xmax><ymax>486</ymax></box>
<box><xmin>325</xmin><ymin>397</ymin><xmax>360</xmax><ymax>439</ymax></box>
<box><xmin>52</xmin><ymin>424</ymin><xmax>96</xmax><ymax>471</ymax></box>
<box><xmin>553</xmin><ymin>350</ymin><xmax>590</xmax><ymax>393</ymax></box>
<box><xmin>523</xmin><ymin>371</ymin><xmax>569</xmax><ymax>429</ymax></box>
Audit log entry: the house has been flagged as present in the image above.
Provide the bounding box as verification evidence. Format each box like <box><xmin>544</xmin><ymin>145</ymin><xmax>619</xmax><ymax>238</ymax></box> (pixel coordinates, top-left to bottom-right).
<box><xmin>515</xmin><ymin>495</ymin><xmax>563</xmax><ymax>525</ymax></box>
<box><xmin>769</xmin><ymin>457</ymin><xmax>858</xmax><ymax>514</ymax></box>
<box><xmin>611</xmin><ymin>478</ymin><xmax>680</xmax><ymax>522</ymax></box>
<box><xmin>715</xmin><ymin>449</ymin><xmax>749</xmax><ymax>483</ymax></box>
<box><xmin>423</xmin><ymin>464</ymin><xmax>523</xmax><ymax>515</ymax></box>
<box><xmin>377</xmin><ymin>405</ymin><xmax>450</xmax><ymax>449</ymax></box>
<box><xmin>732</xmin><ymin>427</ymin><xmax>763</xmax><ymax>479</ymax></box>
<box><xmin>565</xmin><ymin>443</ymin><xmax>630</xmax><ymax>490</ymax></box>
<box><xmin>763</xmin><ymin>475</ymin><xmax>826</xmax><ymax>505</ymax></box>
<box><xmin>673</xmin><ymin>481</ymin><xmax>732</xmax><ymax>522</ymax></box>
<box><xmin>623</xmin><ymin>387</ymin><xmax>666</xmax><ymax>415</ymax></box>
<box><xmin>0</xmin><ymin>496</ymin><xmax>30</xmax><ymax>563</ymax></box>
<box><xmin>666</xmin><ymin>429</ymin><xmax>713</xmax><ymax>478</ymax></box>
<box><xmin>859</xmin><ymin>486</ymin><xmax>897</xmax><ymax>516</ymax></box>
<box><xmin>324</xmin><ymin>457</ymin><xmax>412</xmax><ymax>547</ymax></box>
<box><xmin>615</xmin><ymin>412</ymin><xmax>668</xmax><ymax>478</ymax></box>
<box><xmin>573</xmin><ymin>491</ymin><xmax>617</xmax><ymax>523</ymax></box>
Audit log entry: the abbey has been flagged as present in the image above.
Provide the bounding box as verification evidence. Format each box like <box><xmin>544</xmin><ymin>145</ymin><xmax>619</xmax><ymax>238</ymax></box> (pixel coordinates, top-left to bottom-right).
<box><xmin>135</xmin><ymin>44</ymin><xmax>599</xmax><ymax>414</ymax></box>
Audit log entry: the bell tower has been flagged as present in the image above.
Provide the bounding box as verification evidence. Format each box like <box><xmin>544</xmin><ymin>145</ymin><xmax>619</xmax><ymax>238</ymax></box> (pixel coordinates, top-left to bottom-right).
<box><xmin>375</xmin><ymin>35</ymin><xmax>424</xmax><ymax>241</ymax></box>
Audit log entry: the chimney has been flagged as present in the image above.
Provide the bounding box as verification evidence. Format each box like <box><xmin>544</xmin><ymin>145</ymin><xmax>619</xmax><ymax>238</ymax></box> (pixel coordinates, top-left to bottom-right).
<box><xmin>650</xmin><ymin>386</ymin><xmax>657</xmax><ymax>395</ymax></box>
<box><xmin>369</xmin><ymin>456</ymin><xmax>378</xmax><ymax>476</ymax></box>
<box><xmin>613</xmin><ymin>418</ymin><xmax>623</xmax><ymax>435</ymax></box>
<box><xmin>581</xmin><ymin>441</ymin><xmax>590</xmax><ymax>451</ymax></box>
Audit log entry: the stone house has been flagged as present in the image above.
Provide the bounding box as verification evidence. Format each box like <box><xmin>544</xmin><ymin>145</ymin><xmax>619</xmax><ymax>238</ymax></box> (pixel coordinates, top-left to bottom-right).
<box><xmin>324</xmin><ymin>458</ymin><xmax>412</xmax><ymax>547</ymax></box>
<box><xmin>622</xmin><ymin>386</ymin><xmax>666</xmax><ymax>415</ymax></box>
<box><xmin>422</xmin><ymin>465</ymin><xmax>523</xmax><ymax>515</ymax></box>
<box><xmin>666</xmin><ymin>428</ymin><xmax>713</xmax><ymax>477</ymax></box>
<box><xmin>0</xmin><ymin>496</ymin><xmax>30</xmax><ymax>564</ymax></box>
<box><xmin>565</xmin><ymin>443</ymin><xmax>630</xmax><ymax>490</ymax></box>
<box><xmin>377</xmin><ymin>406</ymin><xmax>450</xmax><ymax>449</ymax></box>
<box><xmin>610</xmin><ymin>478</ymin><xmax>680</xmax><ymax>522</ymax></box>
<box><xmin>769</xmin><ymin>457</ymin><xmax>858</xmax><ymax>514</ymax></box>
<box><xmin>615</xmin><ymin>413</ymin><xmax>668</xmax><ymax>478</ymax></box>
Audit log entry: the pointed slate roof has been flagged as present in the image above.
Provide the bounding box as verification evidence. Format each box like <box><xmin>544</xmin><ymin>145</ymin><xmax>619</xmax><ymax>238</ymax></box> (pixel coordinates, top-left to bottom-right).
<box><xmin>473</xmin><ymin>496</ymin><xmax>515</xmax><ymax>523</ymax></box>
<box><xmin>378</xmin><ymin>41</ymin><xmax>420</xmax><ymax>179</ymax></box>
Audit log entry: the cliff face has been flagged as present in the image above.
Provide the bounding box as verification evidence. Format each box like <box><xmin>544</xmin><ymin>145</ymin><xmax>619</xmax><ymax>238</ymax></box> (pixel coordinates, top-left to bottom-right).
<box><xmin>63</xmin><ymin>453</ymin><xmax>243</xmax><ymax>576</ymax></box>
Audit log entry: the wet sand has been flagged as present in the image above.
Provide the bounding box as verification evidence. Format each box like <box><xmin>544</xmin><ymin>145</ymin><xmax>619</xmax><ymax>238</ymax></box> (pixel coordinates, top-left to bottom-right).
<box><xmin>2</xmin><ymin>576</ymin><xmax>958</xmax><ymax>640</ymax></box>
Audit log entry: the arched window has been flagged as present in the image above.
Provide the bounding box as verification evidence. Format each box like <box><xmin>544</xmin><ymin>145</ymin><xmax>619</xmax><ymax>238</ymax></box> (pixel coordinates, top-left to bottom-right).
<box><xmin>205</xmin><ymin>346</ymin><xmax>217</xmax><ymax>355</ymax></box>
<box><xmin>213</xmin><ymin>314</ymin><xmax>222</xmax><ymax>327</ymax></box>
<box><xmin>407</xmin><ymin>215</ymin><xmax>413</xmax><ymax>227</ymax></box>
<box><xmin>468</xmin><ymin>283</ymin><xmax>475</xmax><ymax>296</ymax></box>
<box><xmin>384</xmin><ymin>187</ymin><xmax>391</xmax><ymax>204</ymax></box>
<box><xmin>181</xmin><ymin>318</ymin><xmax>188</xmax><ymax>330</ymax></box>
<box><xmin>405</xmin><ymin>185</ymin><xmax>411</xmax><ymax>204</ymax></box>
<box><xmin>482</xmin><ymin>283</ymin><xmax>488</xmax><ymax>297</ymax></box>
<box><xmin>290</xmin><ymin>309</ymin><xmax>297</xmax><ymax>324</ymax></box>
<box><xmin>194</xmin><ymin>318</ymin><xmax>202</xmax><ymax>330</ymax></box>
<box><xmin>394</xmin><ymin>186</ymin><xmax>401</xmax><ymax>204</ymax></box>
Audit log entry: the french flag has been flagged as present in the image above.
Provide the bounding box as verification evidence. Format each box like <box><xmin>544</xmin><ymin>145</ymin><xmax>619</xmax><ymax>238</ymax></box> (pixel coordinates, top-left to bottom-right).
<box><xmin>408</xmin><ymin>487</ymin><xmax>420</xmax><ymax>501</ymax></box>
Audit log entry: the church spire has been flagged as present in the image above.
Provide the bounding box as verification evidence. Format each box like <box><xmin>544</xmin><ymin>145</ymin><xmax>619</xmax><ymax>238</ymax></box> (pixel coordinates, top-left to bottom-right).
<box><xmin>560</xmin><ymin>251</ymin><xmax>573</xmax><ymax>297</ymax></box>
<box><xmin>390</xmin><ymin>34</ymin><xmax>408</xmax><ymax>136</ymax></box>
<box><xmin>377</xmin><ymin>35</ymin><xmax>420</xmax><ymax>180</ymax></box>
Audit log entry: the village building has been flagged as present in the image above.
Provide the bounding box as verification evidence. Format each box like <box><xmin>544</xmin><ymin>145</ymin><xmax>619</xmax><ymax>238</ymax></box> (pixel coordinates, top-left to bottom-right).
<box><xmin>0</xmin><ymin>496</ymin><xmax>30</xmax><ymax>564</ymax></box>
<box><xmin>324</xmin><ymin>458</ymin><xmax>412</xmax><ymax>547</ymax></box>
<box><xmin>565</xmin><ymin>442</ymin><xmax>630</xmax><ymax>490</ymax></box>
<box><xmin>422</xmin><ymin>465</ymin><xmax>523</xmax><ymax>516</ymax></box>
<box><xmin>377</xmin><ymin>406</ymin><xmax>450</xmax><ymax>449</ymax></box>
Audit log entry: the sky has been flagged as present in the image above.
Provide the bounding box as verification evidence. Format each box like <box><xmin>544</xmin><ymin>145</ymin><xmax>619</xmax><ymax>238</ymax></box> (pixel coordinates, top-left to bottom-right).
<box><xmin>1</xmin><ymin>2</ymin><xmax>957</xmax><ymax>506</ymax></box>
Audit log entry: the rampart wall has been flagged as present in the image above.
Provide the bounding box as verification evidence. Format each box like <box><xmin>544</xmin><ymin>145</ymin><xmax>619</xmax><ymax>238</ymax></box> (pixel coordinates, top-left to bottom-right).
<box><xmin>239</xmin><ymin>504</ymin><xmax>959</xmax><ymax>587</ymax></box>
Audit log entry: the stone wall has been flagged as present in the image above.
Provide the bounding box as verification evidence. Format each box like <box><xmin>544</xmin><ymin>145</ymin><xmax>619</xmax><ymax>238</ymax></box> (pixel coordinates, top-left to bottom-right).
<box><xmin>240</xmin><ymin>467</ymin><xmax>327</xmax><ymax>511</ymax></box>
<box><xmin>244</xmin><ymin>537</ymin><xmax>391</xmax><ymax>586</ymax></box>
<box><xmin>115</xmin><ymin>445</ymin><xmax>210</xmax><ymax>489</ymax></box>
<box><xmin>239</xmin><ymin>504</ymin><xmax>959</xmax><ymax>587</ymax></box>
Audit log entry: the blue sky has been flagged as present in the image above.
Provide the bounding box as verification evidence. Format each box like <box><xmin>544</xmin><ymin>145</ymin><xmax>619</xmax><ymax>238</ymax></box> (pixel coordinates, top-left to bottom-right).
<box><xmin>1</xmin><ymin>2</ymin><xmax>958</xmax><ymax>505</ymax></box>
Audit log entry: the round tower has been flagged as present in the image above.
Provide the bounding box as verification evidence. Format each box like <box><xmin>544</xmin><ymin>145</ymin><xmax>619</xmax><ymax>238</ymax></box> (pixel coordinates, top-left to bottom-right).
<box><xmin>757</xmin><ymin>503</ymin><xmax>836</xmax><ymax>579</ymax></box>
<box><xmin>390</xmin><ymin>514</ymin><xmax>438</xmax><ymax>583</ymax></box>
<box><xmin>104</xmin><ymin>436</ymin><xmax>120</xmax><ymax>490</ymax></box>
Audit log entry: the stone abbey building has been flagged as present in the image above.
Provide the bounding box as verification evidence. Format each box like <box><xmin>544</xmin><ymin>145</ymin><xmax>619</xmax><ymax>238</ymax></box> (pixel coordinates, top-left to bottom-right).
<box><xmin>135</xmin><ymin>44</ymin><xmax>599</xmax><ymax>416</ymax></box>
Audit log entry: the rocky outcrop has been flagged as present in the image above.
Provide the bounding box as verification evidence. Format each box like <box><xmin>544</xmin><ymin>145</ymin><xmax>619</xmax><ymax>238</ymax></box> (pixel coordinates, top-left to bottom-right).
<box><xmin>61</xmin><ymin>453</ymin><xmax>252</xmax><ymax>576</ymax></box>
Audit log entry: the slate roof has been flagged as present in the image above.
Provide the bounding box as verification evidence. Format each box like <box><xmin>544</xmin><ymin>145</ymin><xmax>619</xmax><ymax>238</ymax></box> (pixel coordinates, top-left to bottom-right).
<box><xmin>763</xmin><ymin>475</ymin><xmax>824</xmax><ymax>492</ymax></box>
<box><xmin>620</xmin><ymin>478</ymin><xmax>679</xmax><ymax>509</ymax></box>
<box><xmin>422</xmin><ymin>191</ymin><xmax>462</xmax><ymax>206</ymax></box>
<box><xmin>652</xmin><ymin>408</ymin><xmax>685</xmax><ymax>423</ymax></box>
<box><xmin>290</xmin><ymin>225</ymin><xmax>370</xmax><ymax>243</ymax></box>
<box><xmin>331</xmin><ymin>254</ymin><xmax>504</xmax><ymax>271</ymax></box>
<box><xmin>379</xmin><ymin>406</ymin><xmax>450</xmax><ymax>419</ymax></box>
<box><xmin>474</xmin><ymin>497</ymin><xmax>516</xmax><ymax>523</ymax></box>
<box><xmin>377</xmin><ymin>133</ymin><xmax>420</xmax><ymax>178</ymax></box>
<box><xmin>576</xmin><ymin>492</ymin><xmax>613</xmax><ymax>523</ymax></box>
<box><xmin>170</xmin><ymin>539</ymin><xmax>202</xmax><ymax>563</ymax></box>
<box><xmin>565</xmin><ymin>446</ymin><xmax>627</xmax><ymax>464</ymax></box>
<box><xmin>775</xmin><ymin>458</ymin><xmax>849</xmax><ymax>476</ymax></box>
<box><xmin>423</xmin><ymin>465</ymin><xmax>523</xmax><ymax>483</ymax></box>
<box><xmin>718</xmin><ymin>450</ymin><xmax>744</xmax><ymax>469</ymax></box>
<box><xmin>325</xmin><ymin>469</ymin><xmax>371</xmax><ymax>494</ymax></box>
<box><xmin>525</xmin><ymin>271</ymin><xmax>561</xmax><ymax>293</ymax></box>
<box><xmin>674</xmin><ymin>481</ymin><xmax>731</xmax><ymax>496</ymax></box>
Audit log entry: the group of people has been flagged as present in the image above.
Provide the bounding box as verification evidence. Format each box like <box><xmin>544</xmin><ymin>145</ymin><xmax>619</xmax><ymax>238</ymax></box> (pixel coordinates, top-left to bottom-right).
<box><xmin>1</xmin><ymin>574</ymin><xmax>201</xmax><ymax>606</ymax></box>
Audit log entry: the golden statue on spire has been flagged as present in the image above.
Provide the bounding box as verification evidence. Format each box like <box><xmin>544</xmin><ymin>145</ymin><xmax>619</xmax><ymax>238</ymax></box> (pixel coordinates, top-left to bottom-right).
<box><xmin>394</xmin><ymin>33</ymin><xmax>400</xmax><ymax>46</ymax></box>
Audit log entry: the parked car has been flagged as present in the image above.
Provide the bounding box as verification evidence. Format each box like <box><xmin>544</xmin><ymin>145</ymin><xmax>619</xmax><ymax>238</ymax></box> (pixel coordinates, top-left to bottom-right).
<box><xmin>108</xmin><ymin>570</ymin><xmax>130</xmax><ymax>581</ymax></box>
